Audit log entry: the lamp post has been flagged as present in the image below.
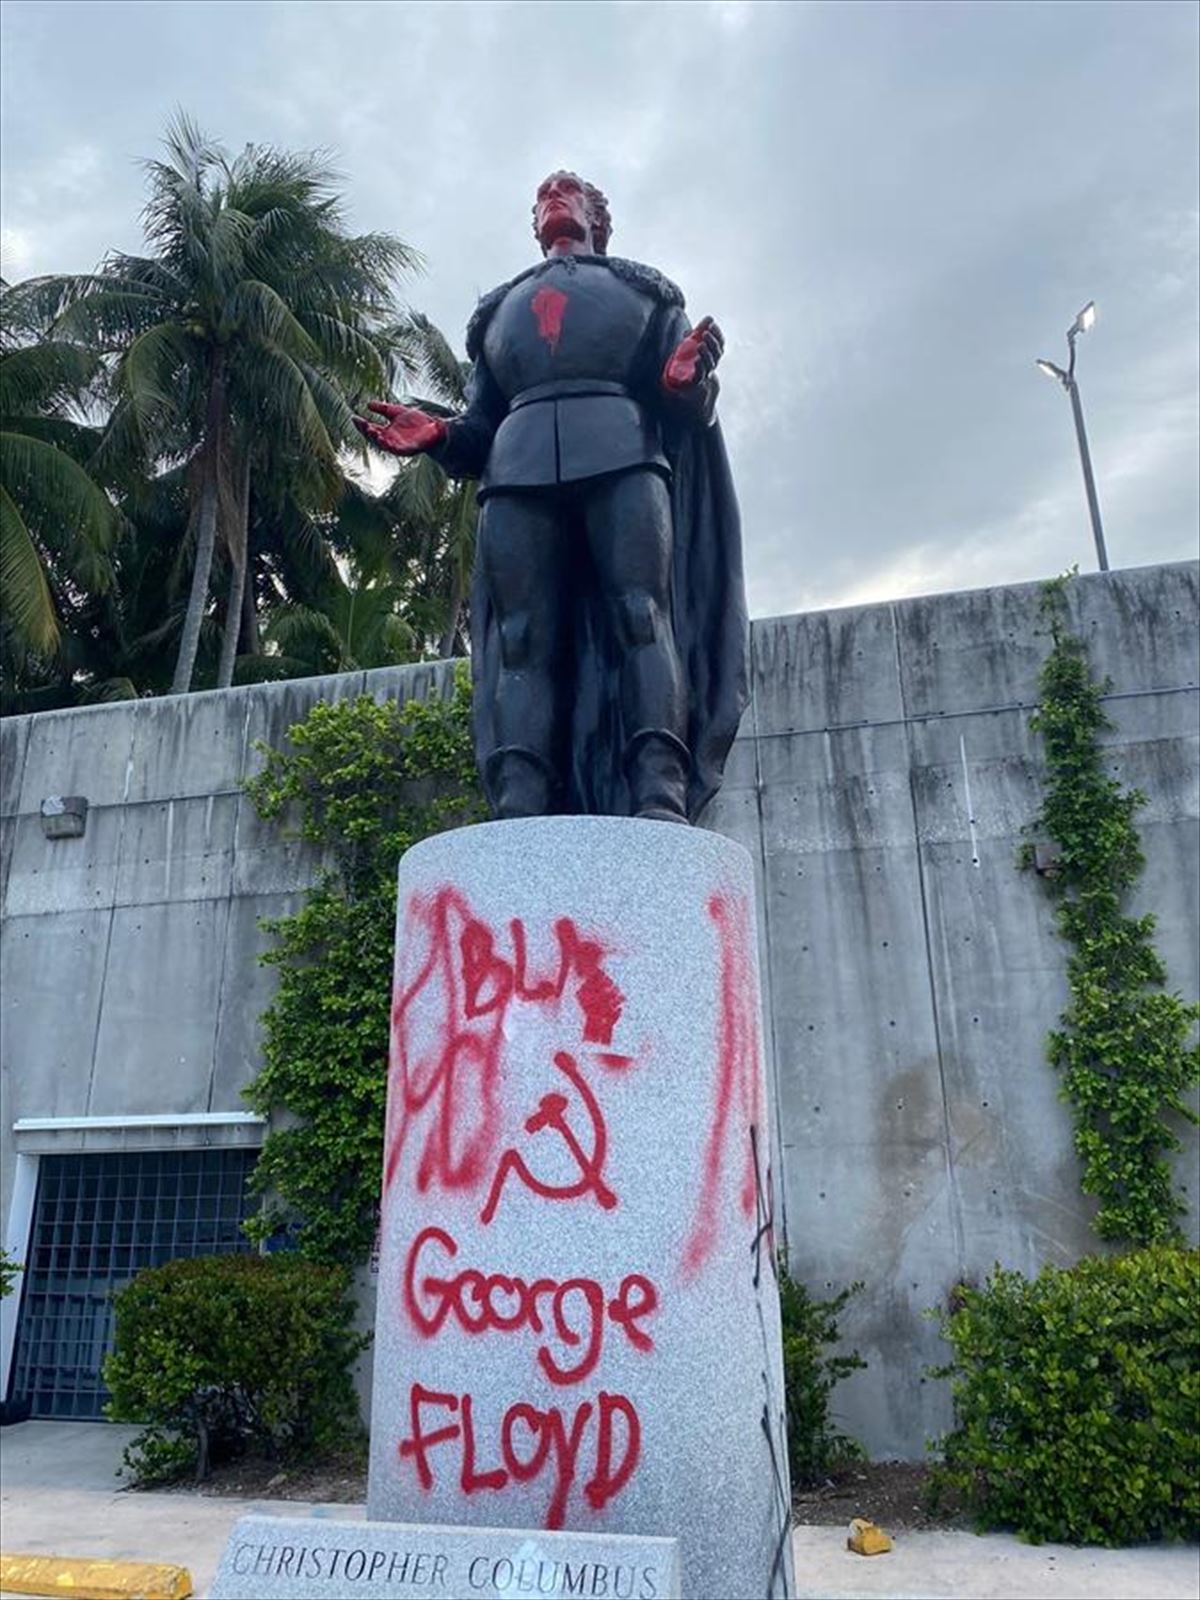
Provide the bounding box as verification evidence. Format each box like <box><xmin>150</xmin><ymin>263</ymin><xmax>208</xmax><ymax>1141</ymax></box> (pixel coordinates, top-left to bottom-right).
<box><xmin>1036</xmin><ymin>300</ymin><xmax>1110</xmax><ymax>572</ymax></box>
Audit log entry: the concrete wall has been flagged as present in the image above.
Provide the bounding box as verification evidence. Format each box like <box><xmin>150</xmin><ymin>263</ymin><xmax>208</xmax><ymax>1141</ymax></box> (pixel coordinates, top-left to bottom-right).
<box><xmin>2</xmin><ymin>561</ymin><xmax>1197</xmax><ymax>1457</ymax></box>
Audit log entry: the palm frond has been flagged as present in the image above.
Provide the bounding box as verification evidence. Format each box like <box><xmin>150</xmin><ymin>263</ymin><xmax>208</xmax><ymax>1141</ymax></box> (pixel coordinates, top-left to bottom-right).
<box><xmin>159</xmin><ymin>111</ymin><xmax>222</xmax><ymax>186</ymax></box>
<box><xmin>401</xmin><ymin>312</ymin><xmax>469</xmax><ymax>407</ymax></box>
<box><xmin>0</xmin><ymin>340</ymin><xmax>103</xmax><ymax>417</ymax></box>
<box><xmin>246</xmin><ymin>344</ymin><xmax>338</xmax><ymax>466</ymax></box>
<box><xmin>224</xmin><ymin>278</ymin><xmax>319</xmax><ymax>362</ymax></box>
<box><xmin>304</xmin><ymin>312</ymin><xmax>388</xmax><ymax>393</ymax></box>
<box><xmin>375</xmin><ymin>610</ymin><xmax>418</xmax><ymax>663</ymax></box>
<box><xmin>115</xmin><ymin>320</ymin><xmax>195</xmax><ymax>433</ymax></box>
<box><xmin>53</xmin><ymin>284</ymin><xmax>176</xmax><ymax>350</ymax></box>
<box><xmin>208</xmin><ymin>206</ymin><xmax>255</xmax><ymax>297</ymax></box>
<box><xmin>0</xmin><ymin>430</ymin><xmax>119</xmax><ymax>586</ymax></box>
<box><xmin>6</xmin><ymin>414</ymin><xmax>106</xmax><ymax>465</ymax></box>
<box><xmin>82</xmin><ymin>675</ymin><xmax>139</xmax><ymax>703</ymax></box>
<box><xmin>2</xmin><ymin>275</ymin><xmax>115</xmax><ymax>343</ymax></box>
<box><xmin>0</xmin><ymin>483</ymin><xmax>59</xmax><ymax>654</ymax></box>
<box><xmin>102</xmin><ymin>254</ymin><xmax>190</xmax><ymax>303</ymax></box>
<box><xmin>264</xmin><ymin>602</ymin><xmax>344</xmax><ymax>669</ymax></box>
<box><xmin>384</xmin><ymin>451</ymin><xmax>449</xmax><ymax>530</ymax></box>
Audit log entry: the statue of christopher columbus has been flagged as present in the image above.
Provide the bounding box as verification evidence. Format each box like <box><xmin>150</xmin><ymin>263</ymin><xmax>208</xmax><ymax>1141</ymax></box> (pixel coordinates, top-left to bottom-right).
<box><xmin>357</xmin><ymin>172</ymin><xmax>747</xmax><ymax>824</ymax></box>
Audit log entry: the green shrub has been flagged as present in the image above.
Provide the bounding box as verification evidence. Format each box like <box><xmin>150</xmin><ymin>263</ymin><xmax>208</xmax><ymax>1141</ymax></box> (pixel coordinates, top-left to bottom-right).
<box><xmin>931</xmin><ymin>1246</ymin><xmax>1200</xmax><ymax>1544</ymax></box>
<box><xmin>243</xmin><ymin>670</ymin><xmax>485</xmax><ymax>1265</ymax></box>
<box><xmin>103</xmin><ymin>1254</ymin><xmax>369</xmax><ymax>1485</ymax></box>
<box><xmin>0</xmin><ymin>1247</ymin><xmax>21</xmax><ymax>1299</ymax></box>
<box><xmin>779</xmin><ymin>1260</ymin><xmax>866</xmax><ymax>1485</ymax></box>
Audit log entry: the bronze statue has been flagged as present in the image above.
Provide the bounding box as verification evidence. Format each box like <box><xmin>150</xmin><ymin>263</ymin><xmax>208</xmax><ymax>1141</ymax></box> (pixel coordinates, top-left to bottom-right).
<box><xmin>357</xmin><ymin>173</ymin><xmax>747</xmax><ymax>823</ymax></box>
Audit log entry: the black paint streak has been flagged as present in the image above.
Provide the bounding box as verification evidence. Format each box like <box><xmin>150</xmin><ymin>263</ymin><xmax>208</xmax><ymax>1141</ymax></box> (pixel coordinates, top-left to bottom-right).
<box><xmin>749</xmin><ymin>1123</ymin><xmax>777</xmax><ymax>1291</ymax></box>
<box><xmin>761</xmin><ymin>1400</ymin><xmax>793</xmax><ymax>1598</ymax></box>
<box><xmin>749</xmin><ymin>1123</ymin><xmax>792</xmax><ymax>1598</ymax></box>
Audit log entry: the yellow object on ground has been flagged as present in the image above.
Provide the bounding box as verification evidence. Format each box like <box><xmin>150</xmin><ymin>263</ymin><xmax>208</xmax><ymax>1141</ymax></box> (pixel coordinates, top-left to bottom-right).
<box><xmin>846</xmin><ymin>1517</ymin><xmax>894</xmax><ymax>1556</ymax></box>
<box><xmin>0</xmin><ymin>1553</ymin><xmax>192</xmax><ymax>1599</ymax></box>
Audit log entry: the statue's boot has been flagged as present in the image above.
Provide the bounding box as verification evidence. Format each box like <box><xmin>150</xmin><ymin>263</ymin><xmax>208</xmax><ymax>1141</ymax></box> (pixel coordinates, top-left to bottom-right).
<box><xmin>625</xmin><ymin>729</ymin><xmax>691</xmax><ymax>823</ymax></box>
<box><xmin>486</xmin><ymin>745</ymin><xmax>559</xmax><ymax>819</ymax></box>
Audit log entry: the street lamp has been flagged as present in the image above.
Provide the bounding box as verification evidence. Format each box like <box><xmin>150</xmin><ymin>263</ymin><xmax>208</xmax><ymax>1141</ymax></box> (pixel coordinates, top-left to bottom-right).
<box><xmin>1036</xmin><ymin>300</ymin><xmax>1109</xmax><ymax>572</ymax></box>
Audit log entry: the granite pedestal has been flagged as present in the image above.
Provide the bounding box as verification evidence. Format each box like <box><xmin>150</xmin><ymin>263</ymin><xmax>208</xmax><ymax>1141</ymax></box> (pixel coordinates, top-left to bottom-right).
<box><xmin>368</xmin><ymin>818</ymin><xmax>794</xmax><ymax>1599</ymax></box>
<box><xmin>211</xmin><ymin>1515</ymin><xmax>680</xmax><ymax>1598</ymax></box>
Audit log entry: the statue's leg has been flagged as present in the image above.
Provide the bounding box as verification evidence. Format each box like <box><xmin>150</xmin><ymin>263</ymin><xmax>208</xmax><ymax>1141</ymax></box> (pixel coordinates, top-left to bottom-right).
<box><xmin>477</xmin><ymin>489</ymin><xmax>568</xmax><ymax>817</ymax></box>
<box><xmin>583</xmin><ymin>468</ymin><xmax>690</xmax><ymax>822</ymax></box>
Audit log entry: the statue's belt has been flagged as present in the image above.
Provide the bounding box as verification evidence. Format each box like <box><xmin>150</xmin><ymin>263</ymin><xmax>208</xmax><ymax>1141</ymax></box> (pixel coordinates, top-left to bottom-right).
<box><xmin>507</xmin><ymin>379</ymin><xmax>633</xmax><ymax>410</ymax></box>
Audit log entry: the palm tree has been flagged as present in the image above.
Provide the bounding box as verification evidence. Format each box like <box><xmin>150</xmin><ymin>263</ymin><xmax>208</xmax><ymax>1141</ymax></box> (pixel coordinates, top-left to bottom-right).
<box><xmin>249</xmin><ymin>312</ymin><xmax>479</xmax><ymax>678</ymax></box>
<box><xmin>29</xmin><ymin>116</ymin><xmax>420</xmax><ymax>693</ymax></box>
<box><xmin>371</xmin><ymin>311</ymin><xmax>477</xmax><ymax>659</ymax></box>
<box><xmin>0</xmin><ymin>282</ymin><xmax>118</xmax><ymax>671</ymax></box>
<box><xmin>263</xmin><ymin>567</ymin><xmax>417</xmax><ymax>677</ymax></box>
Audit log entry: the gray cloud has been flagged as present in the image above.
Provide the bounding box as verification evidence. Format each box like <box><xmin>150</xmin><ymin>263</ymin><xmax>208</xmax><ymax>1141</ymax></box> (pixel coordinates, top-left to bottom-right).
<box><xmin>2</xmin><ymin>0</ymin><xmax>1196</xmax><ymax>617</ymax></box>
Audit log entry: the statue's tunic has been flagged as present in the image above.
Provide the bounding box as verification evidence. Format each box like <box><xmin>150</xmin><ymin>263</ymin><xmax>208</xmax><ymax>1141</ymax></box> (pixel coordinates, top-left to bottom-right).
<box><xmin>434</xmin><ymin>253</ymin><xmax>748</xmax><ymax>822</ymax></box>
<box><xmin>433</xmin><ymin>257</ymin><xmax>688</xmax><ymax>496</ymax></box>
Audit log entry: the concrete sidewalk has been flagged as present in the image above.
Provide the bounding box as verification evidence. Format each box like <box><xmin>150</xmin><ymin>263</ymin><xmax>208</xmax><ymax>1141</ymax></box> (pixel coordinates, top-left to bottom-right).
<box><xmin>2</xmin><ymin>1422</ymin><xmax>1197</xmax><ymax>1599</ymax></box>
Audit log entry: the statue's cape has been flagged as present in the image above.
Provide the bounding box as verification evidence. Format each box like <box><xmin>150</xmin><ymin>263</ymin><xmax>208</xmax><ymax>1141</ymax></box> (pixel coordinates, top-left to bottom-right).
<box><xmin>469</xmin><ymin>258</ymin><xmax>748</xmax><ymax>821</ymax></box>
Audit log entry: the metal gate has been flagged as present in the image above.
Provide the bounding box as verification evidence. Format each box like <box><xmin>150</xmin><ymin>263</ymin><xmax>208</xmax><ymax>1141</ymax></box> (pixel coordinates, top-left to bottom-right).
<box><xmin>10</xmin><ymin>1147</ymin><xmax>258</xmax><ymax>1419</ymax></box>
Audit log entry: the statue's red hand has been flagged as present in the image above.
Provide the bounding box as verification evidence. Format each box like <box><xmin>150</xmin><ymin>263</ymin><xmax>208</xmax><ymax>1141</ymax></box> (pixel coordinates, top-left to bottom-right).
<box><xmin>353</xmin><ymin>401</ymin><xmax>447</xmax><ymax>456</ymax></box>
<box><xmin>662</xmin><ymin>316</ymin><xmax>725</xmax><ymax>394</ymax></box>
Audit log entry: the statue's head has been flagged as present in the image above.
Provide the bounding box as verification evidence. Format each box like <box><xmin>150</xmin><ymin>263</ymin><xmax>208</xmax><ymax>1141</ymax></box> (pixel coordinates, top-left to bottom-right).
<box><xmin>533</xmin><ymin>171</ymin><xmax>612</xmax><ymax>256</ymax></box>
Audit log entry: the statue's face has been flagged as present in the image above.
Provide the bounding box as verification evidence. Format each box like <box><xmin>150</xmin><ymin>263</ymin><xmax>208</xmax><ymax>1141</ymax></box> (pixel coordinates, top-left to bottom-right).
<box><xmin>535</xmin><ymin>173</ymin><xmax>592</xmax><ymax>252</ymax></box>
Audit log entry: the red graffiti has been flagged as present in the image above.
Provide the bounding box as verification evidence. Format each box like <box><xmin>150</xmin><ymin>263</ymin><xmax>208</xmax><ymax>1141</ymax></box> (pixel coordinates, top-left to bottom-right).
<box><xmin>399</xmin><ymin>1384</ymin><xmax>640</xmax><ymax>1529</ymax></box>
<box><xmin>461</xmin><ymin>912</ymin><xmax>624</xmax><ymax>1045</ymax></box>
<box><xmin>531</xmin><ymin>284</ymin><xmax>568</xmax><ymax>352</ymax></box>
<box><xmin>386</xmin><ymin>888</ymin><xmax>627</xmax><ymax>1204</ymax></box>
<box><xmin>482</xmin><ymin>1049</ymin><xmax>618</xmax><ymax>1225</ymax></box>
<box><xmin>404</xmin><ymin>1225</ymin><xmax>658</xmax><ymax>1386</ymax></box>
<box><xmin>681</xmin><ymin>891</ymin><xmax>764</xmax><ymax>1280</ymax></box>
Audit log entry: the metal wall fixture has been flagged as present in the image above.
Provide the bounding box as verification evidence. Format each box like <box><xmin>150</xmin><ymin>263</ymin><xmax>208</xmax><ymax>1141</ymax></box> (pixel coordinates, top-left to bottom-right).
<box><xmin>39</xmin><ymin>796</ymin><xmax>88</xmax><ymax>839</ymax></box>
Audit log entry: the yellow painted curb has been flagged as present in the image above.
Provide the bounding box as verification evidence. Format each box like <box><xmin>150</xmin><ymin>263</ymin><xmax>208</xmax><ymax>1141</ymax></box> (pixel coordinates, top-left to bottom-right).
<box><xmin>0</xmin><ymin>1552</ymin><xmax>192</xmax><ymax>1599</ymax></box>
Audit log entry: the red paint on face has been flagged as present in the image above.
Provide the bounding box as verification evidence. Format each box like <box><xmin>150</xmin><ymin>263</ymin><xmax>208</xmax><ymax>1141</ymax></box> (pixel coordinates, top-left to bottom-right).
<box><xmin>680</xmin><ymin>890</ymin><xmax>764</xmax><ymax>1281</ymax></box>
<box><xmin>531</xmin><ymin>285</ymin><xmax>568</xmax><ymax>353</ymax></box>
<box><xmin>534</xmin><ymin>173</ymin><xmax>591</xmax><ymax>255</ymax></box>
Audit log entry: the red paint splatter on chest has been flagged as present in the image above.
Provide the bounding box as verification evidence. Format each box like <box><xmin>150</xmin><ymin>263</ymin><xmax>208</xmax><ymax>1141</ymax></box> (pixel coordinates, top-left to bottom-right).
<box><xmin>531</xmin><ymin>285</ymin><xmax>568</xmax><ymax>352</ymax></box>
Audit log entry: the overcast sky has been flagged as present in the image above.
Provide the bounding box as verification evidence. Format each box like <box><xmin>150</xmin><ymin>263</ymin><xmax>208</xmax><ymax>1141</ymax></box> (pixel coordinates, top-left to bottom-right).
<box><xmin>2</xmin><ymin>0</ymin><xmax>1197</xmax><ymax>618</ymax></box>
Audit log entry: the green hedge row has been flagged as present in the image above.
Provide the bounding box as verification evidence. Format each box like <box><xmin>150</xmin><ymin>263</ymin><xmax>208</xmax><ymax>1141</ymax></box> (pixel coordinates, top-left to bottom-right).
<box><xmin>933</xmin><ymin>1245</ymin><xmax>1199</xmax><ymax>1545</ymax></box>
<box><xmin>104</xmin><ymin>1254</ymin><xmax>367</xmax><ymax>1485</ymax></box>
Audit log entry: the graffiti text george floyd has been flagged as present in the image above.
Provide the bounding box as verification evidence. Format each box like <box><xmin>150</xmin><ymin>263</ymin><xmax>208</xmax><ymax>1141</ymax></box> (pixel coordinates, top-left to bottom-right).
<box><xmin>403</xmin><ymin>1226</ymin><xmax>658</xmax><ymax>1386</ymax></box>
<box><xmin>399</xmin><ymin>1385</ymin><xmax>642</xmax><ymax>1529</ymax></box>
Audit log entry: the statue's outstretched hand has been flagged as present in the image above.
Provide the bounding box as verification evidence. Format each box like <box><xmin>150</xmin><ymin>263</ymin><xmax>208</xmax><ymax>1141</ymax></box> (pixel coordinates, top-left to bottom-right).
<box><xmin>662</xmin><ymin>316</ymin><xmax>724</xmax><ymax>395</ymax></box>
<box><xmin>353</xmin><ymin>401</ymin><xmax>447</xmax><ymax>456</ymax></box>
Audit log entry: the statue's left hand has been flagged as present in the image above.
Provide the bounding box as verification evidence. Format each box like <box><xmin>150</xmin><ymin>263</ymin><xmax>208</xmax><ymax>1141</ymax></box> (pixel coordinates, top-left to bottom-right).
<box><xmin>662</xmin><ymin>316</ymin><xmax>724</xmax><ymax>395</ymax></box>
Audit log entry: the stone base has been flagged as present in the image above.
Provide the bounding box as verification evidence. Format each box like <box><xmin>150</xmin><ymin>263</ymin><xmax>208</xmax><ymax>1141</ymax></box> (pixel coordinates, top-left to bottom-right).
<box><xmin>368</xmin><ymin>817</ymin><xmax>794</xmax><ymax>1600</ymax></box>
<box><xmin>209</xmin><ymin>1514</ymin><xmax>680</xmax><ymax>1599</ymax></box>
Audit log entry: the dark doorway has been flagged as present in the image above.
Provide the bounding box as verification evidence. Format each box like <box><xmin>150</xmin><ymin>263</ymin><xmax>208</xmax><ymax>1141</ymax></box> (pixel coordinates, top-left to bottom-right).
<box><xmin>10</xmin><ymin>1147</ymin><xmax>258</xmax><ymax>1419</ymax></box>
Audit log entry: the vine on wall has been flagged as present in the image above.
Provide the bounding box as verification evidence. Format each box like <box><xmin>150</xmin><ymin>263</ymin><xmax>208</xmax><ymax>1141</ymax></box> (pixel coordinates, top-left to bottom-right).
<box><xmin>242</xmin><ymin>668</ymin><xmax>485</xmax><ymax>1265</ymax></box>
<box><xmin>1023</xmin><ymin>577</ymin><xmax>1199</xmax><ymax>1245</ymax></box>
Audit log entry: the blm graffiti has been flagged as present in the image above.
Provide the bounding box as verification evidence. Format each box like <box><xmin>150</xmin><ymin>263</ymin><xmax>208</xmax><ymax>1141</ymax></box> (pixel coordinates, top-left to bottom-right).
<box><xmin>382</xmin><ymin>879</ymin><xmax>791</xmax><ymax>1593</ymax></box>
